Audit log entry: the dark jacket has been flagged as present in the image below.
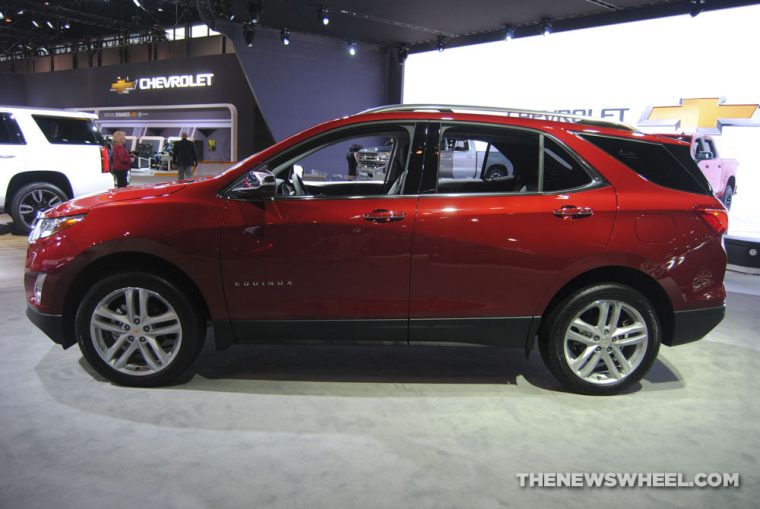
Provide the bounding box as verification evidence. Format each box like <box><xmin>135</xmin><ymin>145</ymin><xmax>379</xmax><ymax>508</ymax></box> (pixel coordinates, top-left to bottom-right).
<box><xmin>173</xmin><ymin>139</ymin><xmax>198</xmax><ymax>166</ymax></box>
<box><xmin>111</xmin><ymin>143</ymin><xmax>132</xmax><ymax>171</ymax></box>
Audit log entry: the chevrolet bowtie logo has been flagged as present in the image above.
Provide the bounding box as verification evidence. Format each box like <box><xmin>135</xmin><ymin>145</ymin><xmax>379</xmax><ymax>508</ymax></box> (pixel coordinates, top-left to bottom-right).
<box><xmin>109</xmin><ymin>77</ymin><xmax>137</xmax><ymax>95</ymax></box>
<box><xmin>639</xmin><ymin>97</ymin><xmax>760</xmax><ymax>134</ymax></box>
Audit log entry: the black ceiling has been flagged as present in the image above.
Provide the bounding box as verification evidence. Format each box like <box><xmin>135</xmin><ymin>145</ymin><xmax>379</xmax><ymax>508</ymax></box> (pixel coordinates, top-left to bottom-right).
<box><xmin>1</xmin><ymin>0</ymin><xmax>759</xmax><ymax>58</ymax></box>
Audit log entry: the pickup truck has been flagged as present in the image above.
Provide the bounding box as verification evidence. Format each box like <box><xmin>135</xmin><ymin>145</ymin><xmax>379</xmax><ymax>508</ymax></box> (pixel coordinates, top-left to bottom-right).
<box><xmin>355</xmin><ymin>136</ymin><xmax>513</xmax><ymax>181</ymax></box>
<box><xmin>664</xmin><ymin>134</ymin><xmax>738</xmax><ymax>209</ymax></box>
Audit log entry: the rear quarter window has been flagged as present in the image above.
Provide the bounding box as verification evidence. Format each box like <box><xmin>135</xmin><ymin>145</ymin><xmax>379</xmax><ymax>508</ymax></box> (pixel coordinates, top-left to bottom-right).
<box><xmin>0</xmin><ymin>113</ymin><xmax>25</xmax><ymax>144</ymax></box>
<box><xmin>581</xmin><ymin>134</ymin><xmax>710</xmax><ymax>195</ymax></box>
<box><xmin>32</xmin><ymin>115</ymin><xmax>103</xmax><ymax>145</ymax></box>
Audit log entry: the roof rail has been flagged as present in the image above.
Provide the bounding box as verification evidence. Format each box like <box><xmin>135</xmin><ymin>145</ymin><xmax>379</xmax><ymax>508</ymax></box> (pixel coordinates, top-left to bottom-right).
<box><xmin>359</xmin><ymin>104</ymin><xmax>637</xmax><ymax>132</ymax></box>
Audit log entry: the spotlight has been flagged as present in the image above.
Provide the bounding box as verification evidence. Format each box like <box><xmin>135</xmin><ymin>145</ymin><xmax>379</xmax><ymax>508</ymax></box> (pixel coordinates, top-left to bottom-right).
<box><xmin>541</xmin><ymin>18</ymin><xmax>552</xmax><ymax>37</ymax></box>
<box><xmin>0</xmin><ymin>11</ymin><xmax>3</xmax><ymax>18</ymax></box>
<box><xmin>504</xmin><ymin>25</ymin><xmax>515</xmax><ymax>41</ymax></box>
<box><xmin>132</xmin><ymin>0</ymin><xmax>143</xmax><ymax>9</ymax></box>
<box><xmin>398</xmin><ymin>46</ymin><xmax>409</xmax><ymax>65</ymax></box>
<box><xmin>319</xmin><ymin>5</ymin><xmax>329</xmax><ymax>26</ymax></box>
<box><xmin>690</xmin><ymin>0</ymin><xmax>706</xmax><ymax>17</ymax></box>
<box><xmin>32</xmin><ymin>19</ymin><xmax>39</xmax><ymax>28</ymax></box>
<box><xmin>63</xmin><ymin>21</ymin><xmax>70</xmax><ymax>29</ymax></box>
<box><xmin>243</xmin><ymin>23</ymin><xmax>254</xmax><ymax>47</ymax></box>
<box><xmin>4</xmin><ymin>16</ymin><xmax>11</xmax><ymax>24</ymax></box>
<box><xmin>280</xmin><ymin>28</ymin><xmax>290</xmax><ymax>45</ymax></box>
<box><xmin>248</xmin><ymin>0</ymin><xmax>263</xmax><ymax>24</ymax></box>
<box><xmin>45</xmin><ymin>20</ymin><xmax>53</xmax><ymax>29</ymax></box>
<box><xmin>17</xmin><ymin>10</ymin><xmax>24</xmax><ymax>15</ymax></box>
<box><xmin>347</xmin><ymin>40</ymin><xmax>357</xmax><ymax>56</ymax></box>
<box><xmin>437</xmin><ymin>36</ymin><xmax>445</xmax><ymax>53</ymax></box>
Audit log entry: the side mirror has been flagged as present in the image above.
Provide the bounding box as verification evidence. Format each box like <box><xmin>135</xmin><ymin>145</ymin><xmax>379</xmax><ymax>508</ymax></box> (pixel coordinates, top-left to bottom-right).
<box><xmin>229</xmin><ymin>169</ymin><xmax>276</xmax><ymax>199</ymax></box>
<box><xmin>695</xmin><ymin>151</ymin><xmax>713</xmax><ymax>161</ymax></box>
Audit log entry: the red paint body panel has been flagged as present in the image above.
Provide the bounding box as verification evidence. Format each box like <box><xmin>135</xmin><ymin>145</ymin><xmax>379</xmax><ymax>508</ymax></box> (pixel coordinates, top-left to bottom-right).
<box><xmin>24</xmin><ymin>108</ymin><xmax>727</xmax><ymax>349</ymax></box>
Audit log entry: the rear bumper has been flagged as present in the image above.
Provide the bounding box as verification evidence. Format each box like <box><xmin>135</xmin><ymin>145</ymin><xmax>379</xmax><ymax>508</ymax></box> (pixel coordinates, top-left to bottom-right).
<box><xmin>666</xmin><ymin>305</ymin><xmax>725</xmax><ymax>346</ymax></box>
<box><xmin>26</xmin><ymin>304</ymin><xmax>73</xmax><ymax>348</ymax></box>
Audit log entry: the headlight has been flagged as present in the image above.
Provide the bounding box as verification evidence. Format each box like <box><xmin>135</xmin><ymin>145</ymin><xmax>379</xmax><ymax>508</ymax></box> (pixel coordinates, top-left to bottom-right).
<box><xmin>379</xmin><ymin>152</ymin><xmax>391</xmax><ymax>160</ymax></box>
<box><xmin>28</xmin><ymin>215</ymin><xmax>86</xmax><ymax>243</ymax></box>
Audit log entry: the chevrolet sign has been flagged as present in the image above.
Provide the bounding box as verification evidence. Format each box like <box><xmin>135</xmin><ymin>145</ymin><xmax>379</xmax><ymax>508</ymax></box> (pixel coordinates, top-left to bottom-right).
<box><xmin>109</xmin><ymin>73</ymin><xmax>214</xmax><ymax>94</ymax></box>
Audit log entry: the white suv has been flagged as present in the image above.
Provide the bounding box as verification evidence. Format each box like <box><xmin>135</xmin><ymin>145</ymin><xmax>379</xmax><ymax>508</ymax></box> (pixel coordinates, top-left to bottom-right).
<box><xmin>0</xmin><ymin>106</ymin><xmax>114</xmax><ymax>232</ymax></box>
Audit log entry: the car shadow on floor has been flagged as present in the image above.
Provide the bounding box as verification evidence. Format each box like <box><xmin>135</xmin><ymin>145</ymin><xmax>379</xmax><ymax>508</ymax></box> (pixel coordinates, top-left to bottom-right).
<box><xmin>170</xmin><ymin>342</ymin><xmax>683</xmax><ymax>396</ymax></box>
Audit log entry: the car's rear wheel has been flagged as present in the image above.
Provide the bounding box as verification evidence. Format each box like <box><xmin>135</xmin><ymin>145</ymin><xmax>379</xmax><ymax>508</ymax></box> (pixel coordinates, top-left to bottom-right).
<box><xmin>75</xmin><ymin>272</ymin><xmax>205</xmax><ymax>387</ymax></box>
<box><xmin>10</xmin><ymin>182</ymin><xmax>68</xmax><ymax>233</ymax></box>
<box><xmin>484</xmin><ymin>165</ymin><xmax>508</xmax><ymax>181</ymax></box>
<box><xmin>721</xmin><ymin>183</ymin><xmax>734</xmax><ymax>210</ymax></box>
<box><xmin>539</xmin><ymin>284</ymin><xmax>660</xmax><ymax>395</ymax></box>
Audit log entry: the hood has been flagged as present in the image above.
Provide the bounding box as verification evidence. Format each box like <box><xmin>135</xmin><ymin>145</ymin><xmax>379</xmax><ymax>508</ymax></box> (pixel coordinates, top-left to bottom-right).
<box><xmin>46</xmin><ymin>182</ymin><xmax>187</xmax><ymax>218</ymax></box>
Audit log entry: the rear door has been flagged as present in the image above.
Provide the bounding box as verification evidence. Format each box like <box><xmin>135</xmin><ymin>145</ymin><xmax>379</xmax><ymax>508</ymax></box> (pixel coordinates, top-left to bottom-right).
<box><xmin>409</xmin><ymin>123</ymin><xmax>617</xmax><ymax>346</ymax></box>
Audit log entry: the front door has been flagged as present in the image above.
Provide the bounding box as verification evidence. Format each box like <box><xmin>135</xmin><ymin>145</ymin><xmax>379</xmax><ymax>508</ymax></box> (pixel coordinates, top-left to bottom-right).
<box><xmin>219</xmin><ymin>121</ymin><xmax>426</xmax><ymax>343</ymax></box>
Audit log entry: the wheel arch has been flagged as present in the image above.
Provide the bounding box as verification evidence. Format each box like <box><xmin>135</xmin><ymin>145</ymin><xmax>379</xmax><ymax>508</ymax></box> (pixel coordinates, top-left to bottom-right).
<box><xmin>5</xmin><ymin>171</ymin><xmax>73</xmax><ymax>210</ymax></box>
<box><xmin>62</xmin><ymin>251</ymin><xmax>219</xmax><ymax>349</ymax></box>
<box><xmin>536</xmin><ymin>266</ymin><xmax>674</xmax><ymax>347</ymax></box>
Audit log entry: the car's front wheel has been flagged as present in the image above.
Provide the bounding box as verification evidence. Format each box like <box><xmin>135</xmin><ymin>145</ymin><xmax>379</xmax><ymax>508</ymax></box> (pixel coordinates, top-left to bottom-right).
<box><xmin>539</xmin><ymin>284</ymin><xmax>660</xmax><ymax>395</ymax></box>
<box><xmin>75</xmin><ymin>272</ymin><xmax>205</xmax><ymax>387</ymax></box>
<box><xmin>721</xmin><ymin>183</ymin><xmax>734</xmax><ymax>210</ymax></box>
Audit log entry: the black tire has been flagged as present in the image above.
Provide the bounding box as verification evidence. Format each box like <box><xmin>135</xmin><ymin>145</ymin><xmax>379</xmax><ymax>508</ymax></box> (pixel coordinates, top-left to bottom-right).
<box><xmin>483</xmin><ymin>165</ymin><xmax>508</xmax><ymax>181</ymax></box>
<box><xmin>75</xmin><ymin>272</ymin><xmax>205</xmax><ymax>387</ymax></box>
<box><xmin>721</xmin><ymin>183</ymin><xmax>734</xmax><ymax>210</ymax></box>
<box><xmin>538</xmin><ymin>283</ymin><xmax>661</xmax><ymax>395</ymax></box>
<box><xmin>10</xmin><ymin>182</ymin><xmax>68</xmax><ymax>233</ymax></box>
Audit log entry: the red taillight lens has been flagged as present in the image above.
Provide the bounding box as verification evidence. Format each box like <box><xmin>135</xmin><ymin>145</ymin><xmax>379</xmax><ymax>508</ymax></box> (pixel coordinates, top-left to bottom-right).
<box><xmin>695</xmin><ymin>205</ymin><xmax>728</xmax><ymax>235</ymax></box>
<box><xmin>100</xmin><ymin>146</ymin><xmax>110</xmax><ymax>173</ymax></box>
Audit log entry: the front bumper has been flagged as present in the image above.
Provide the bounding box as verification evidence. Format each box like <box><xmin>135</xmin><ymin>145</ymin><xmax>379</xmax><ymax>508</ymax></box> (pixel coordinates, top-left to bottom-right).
<box><xmin>26</xmin><ymin>304</ymin><xmax>74</xmax><ymax>349</ymax></box>
<box><xmin>666</xmin><ymin>305</ymin><xmax>725</xmax><ymax>346</ymax></box>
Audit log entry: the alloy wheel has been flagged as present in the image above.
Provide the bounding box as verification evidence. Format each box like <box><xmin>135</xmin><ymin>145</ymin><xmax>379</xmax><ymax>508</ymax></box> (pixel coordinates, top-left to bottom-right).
<box><xmin>562</xmin><ymin>299</ymin><xmax>649</xmax><ymax>385</ymax></box>
<box><xmin>18</xmin><ymin>189</ymin><xmax>63</xmax><ymax>228</ymax></box>
<box><xmin>89</xmin><ymin>287</ymin><xmax>183</xmax><ymax>376</ymax></box>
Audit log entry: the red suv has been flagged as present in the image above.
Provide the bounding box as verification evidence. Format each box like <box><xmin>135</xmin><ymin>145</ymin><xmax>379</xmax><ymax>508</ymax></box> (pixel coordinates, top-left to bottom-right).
<box><xmin>24</xmin><ymin>105</ymin><xmax>728</xmax><ymax>395</ymax></box>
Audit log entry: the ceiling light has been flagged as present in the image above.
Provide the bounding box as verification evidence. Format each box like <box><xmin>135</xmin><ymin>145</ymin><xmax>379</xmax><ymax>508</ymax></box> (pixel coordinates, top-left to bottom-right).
<box><xmin>63</xmin><ymin>21</ymin><xmax>70</xmax><ymax>29</ymax></box>
<box><xmin>32</xmin><ymin>19</ymin><xmax>39</xmax><ymax>28</ymax></box>
<box><xmin>45</xmin><ymin>20</ymin><xmax>54</xmax><ymax>29</ymax></box>
<box><xmin>0</xmin><ymin>11</ymin><xmax>3</xmax><ymax>18</ymax></box>
<box><xmin>541</xmin><ymin>18</ymin><xmax>552</xmax><ymax>37</ymax></box>
<box><xmin>280</xmin><ymin>29</ymin><xmax>290</xmax><ymax>45</ymax></box>
<box><xmin>504</xmin><ymin>25</ymin><xmax>515</xmax><ymax>41</ymax></box>
<box><xmin>319</xmin><ymin>5</ymin><xmax>329</xmax><ymax>26</ymax></box>
<box><xmin>437</xmin><ymin>36</ymin><xmax>445</xmax><ymax>52</ymax></box>
<box><xmin>132</xmin><ymin>0</ymin><xmax>143</xmax><ymax>9</ymax></box>
<box><xmin>347</xmin><ymin>40</ymin><xmax>357</xmax><ymax>56</ymax></box>
<box><xmin>17</xmin><ymin>10</ymin><xmax>24</xmax><ymax>15</ymax></box>
<box><xmin>690</xmin><ymin>0</ymin><xmax>706</xmax><ymax>17</ymax></box>
<box><xmin>243</xmin><ymin>23</ymin><xmax>254</xmax><ymax>47</ymax></box>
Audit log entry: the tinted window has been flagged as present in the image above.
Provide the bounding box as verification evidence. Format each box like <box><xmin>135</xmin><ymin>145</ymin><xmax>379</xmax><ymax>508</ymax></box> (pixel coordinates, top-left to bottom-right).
<box><xmin>542</xmin><ymin>138</ymin><xmax>593</xmax><ymax>192</ymax></box>
<box><xmin>436</xmin><ymin>126</ymin><xmax>539</xmax><ymax>194</ymax></box>
<box><xmin>663</xmin><ymin>143</ymin><xmax>712</xmax><ymax>194</ymax></box>
<box><xmin>582</xmin><ymin>135</ymin><xmax>710</xmax><ymax>195</ymax></box>
<box><xmin>0</xmin><ymin>113</ymin><xmax>25</xmax><ymax>144</ymax></box>
<box><xmin>32</xmin><ymin>115</ymin><xmax>103</xmax><ymax>145</ymax></box>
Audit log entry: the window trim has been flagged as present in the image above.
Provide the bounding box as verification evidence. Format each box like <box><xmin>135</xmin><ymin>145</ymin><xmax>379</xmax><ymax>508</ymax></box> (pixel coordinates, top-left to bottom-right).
<box><xmin>424</xmin><ymin>121</ymin><xmax>605</xmax><ymax>198</ymax></box>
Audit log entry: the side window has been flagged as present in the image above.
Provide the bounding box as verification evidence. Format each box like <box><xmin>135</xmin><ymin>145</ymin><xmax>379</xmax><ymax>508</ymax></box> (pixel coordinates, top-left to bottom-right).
<box><xmin>704</xmin><ymin>138</ymin><xmax>717</xmax><ymax>157</ymax></box>
<box><xmin>436</xmin><ymin>126</ymin><xmax>538</xmax><ymax>194</ymax></box>
<box><xmin>32</xmin><ymin>115</ymin><xmax>103</xmax><ymax>145</ymax></box>
<box><xmin>582</xmin><ymin>134</ymin><xmax>711</xmax><ymax>195</ymax></box>
<box><xmin>268</xmin><ymin>124</ymin><xmax>413</xmax><ymax>197</ymax></box>
<box><xmin>542</xmin><ymin>138</ymin><xmax>593</xmax><ymax>192</ymax></box>
<box><xmin>0</xmin><ymin>113</ymin><xmax>26</xmax><ymax>145</ymax></box>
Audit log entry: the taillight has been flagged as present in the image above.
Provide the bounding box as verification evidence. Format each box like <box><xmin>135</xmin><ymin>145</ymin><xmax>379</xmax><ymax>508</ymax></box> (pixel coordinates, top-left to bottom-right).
<box><xmin>100</xmin><ymin>146</ymin><xmax>110</xmax><ymax>173</ymax></box>
<box><xmin>695</xmin><ymin>205</ymin><xmax>728</xmax><ymax>235</ymax></box>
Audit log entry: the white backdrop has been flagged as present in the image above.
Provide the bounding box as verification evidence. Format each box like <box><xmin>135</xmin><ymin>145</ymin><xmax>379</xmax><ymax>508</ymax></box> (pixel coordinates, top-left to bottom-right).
<box><xmin>404</xmin><ymin>5</ymin><xmax>760</xmax><ymax>238</ymax></box>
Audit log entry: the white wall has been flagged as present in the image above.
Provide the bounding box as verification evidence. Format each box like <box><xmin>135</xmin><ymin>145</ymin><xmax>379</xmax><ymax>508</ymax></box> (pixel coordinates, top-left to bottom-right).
<box><xmin>404</xmin><ymin>5</ymin><xmax>760</xmax><ymax>238</ymax></box>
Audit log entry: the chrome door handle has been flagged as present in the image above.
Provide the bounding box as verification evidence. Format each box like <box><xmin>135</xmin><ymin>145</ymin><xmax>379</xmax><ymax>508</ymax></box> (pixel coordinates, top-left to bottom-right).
<box><xmin>553</xmin><ymin>205</ymin><xmax>593</xmax><ymax>220</ymax></box>
<box><xmin>362</xmin><ymin>209</ymin><xmax>407</xmax><ymax>223</ymax></box>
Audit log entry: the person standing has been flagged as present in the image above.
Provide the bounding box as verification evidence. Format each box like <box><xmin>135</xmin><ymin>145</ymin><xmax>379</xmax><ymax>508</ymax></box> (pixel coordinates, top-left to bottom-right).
<box><xmin>173</xmin><ymin>132</ymin><xmax>198</xmax><ymax>180</ymax></box>
<box><xmin>110</xmin><ymin>130</ymin><xmax>132</xmax><ymax>188</ymax></box>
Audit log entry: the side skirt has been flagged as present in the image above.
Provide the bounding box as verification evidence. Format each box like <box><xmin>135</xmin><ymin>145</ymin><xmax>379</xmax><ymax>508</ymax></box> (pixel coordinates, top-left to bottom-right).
<box><xmin>228</xmin><ymin>317</ymin><xmax>537</xmax><ymax>348</ymax></box>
